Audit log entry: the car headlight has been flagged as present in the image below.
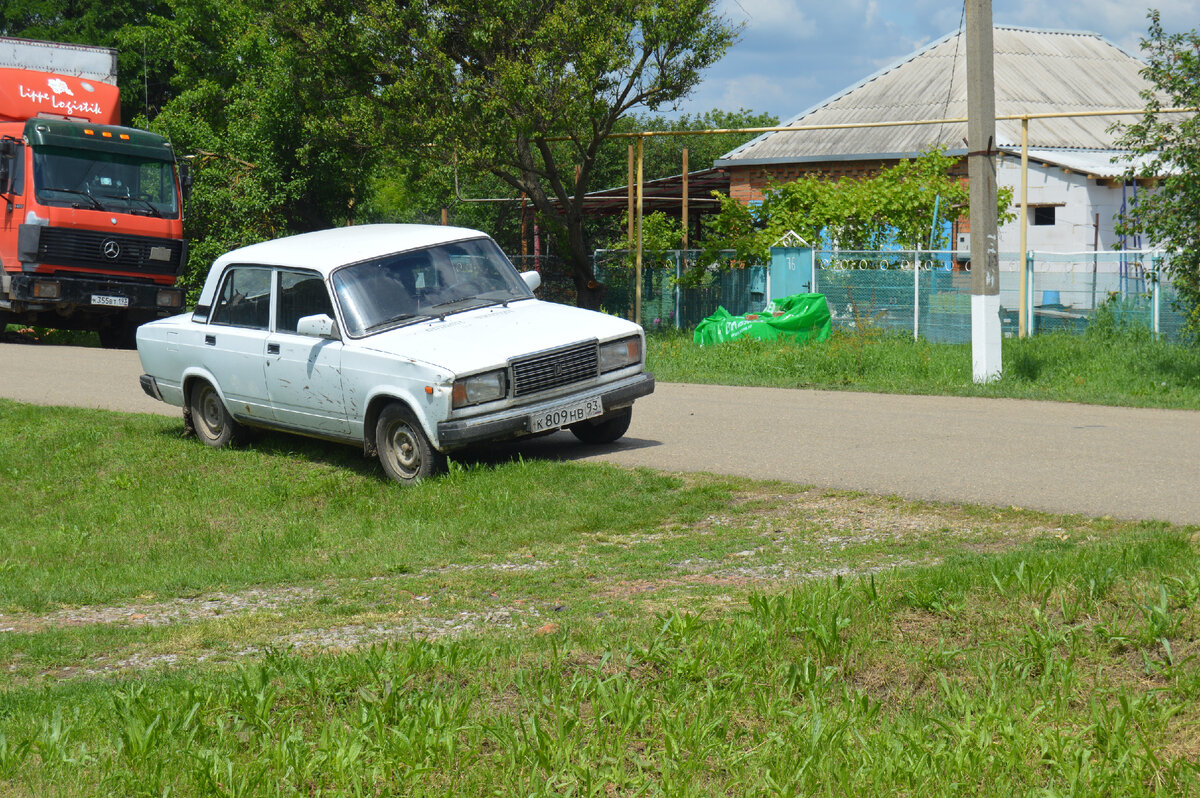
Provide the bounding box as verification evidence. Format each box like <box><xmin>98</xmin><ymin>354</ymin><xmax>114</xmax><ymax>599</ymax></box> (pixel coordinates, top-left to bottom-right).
<box><xmin>451</xmin><ymin>369</ymin><xmax>508</xmax><ymax>408</ymax></box>
<box><xmin>598</xmin><ymin>335</ymin><xmax>642</xmax><ymax>373</ymax></box>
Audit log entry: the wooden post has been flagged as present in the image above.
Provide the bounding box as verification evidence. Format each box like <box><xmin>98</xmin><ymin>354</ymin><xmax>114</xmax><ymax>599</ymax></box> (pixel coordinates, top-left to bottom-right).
<box><xmin>1018</xmin><ymin>116</ymin><xmax>1029</xmax><ymax>337</ymax></box>
<box><xmin>682</xmin><ymin>148</ymin><xmax>689</xmax><ymax>252</ymax></box>
<box><xmin>635</xmin><ymin>135</ymin><xmax>644</xmax><ymax>326</ymax></box>
<box><xmin>441</xmin><ymin>207</ymin><xmax>448</xmax><ymax>226</ymax></box>
<box><xmin>967</xmin><ymin>0</ymin><xmax>1001</xmax><ymax>382</ymax></box>
<box><xmin>627</xmin><ymin>145</ymin><xmax>635</xmax><ymax>248</ymax></box>
<box><xmin>520</xmin><ymin>194</ymin><xmax>528</xmax><ymax>257</ymax></box>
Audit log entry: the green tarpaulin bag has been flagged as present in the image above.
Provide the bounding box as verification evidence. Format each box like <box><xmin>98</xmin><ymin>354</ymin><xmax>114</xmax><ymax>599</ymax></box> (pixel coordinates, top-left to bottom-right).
<box><xmin>693</xmin><ymin>293</ymin><xmax>832</xmax><ymax>346</ymax></box>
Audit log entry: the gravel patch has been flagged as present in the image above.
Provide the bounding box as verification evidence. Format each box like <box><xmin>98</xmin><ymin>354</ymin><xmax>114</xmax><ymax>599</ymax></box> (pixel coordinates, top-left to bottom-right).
<box><xmin>0</xmin><ymin>586</ymin><xmax>316</xmax><ymax>634</ymax></box>
<box><xmin>37</xmin><ymin>607</ymin><xmax>540</xmax><ymax>679</ymax></box>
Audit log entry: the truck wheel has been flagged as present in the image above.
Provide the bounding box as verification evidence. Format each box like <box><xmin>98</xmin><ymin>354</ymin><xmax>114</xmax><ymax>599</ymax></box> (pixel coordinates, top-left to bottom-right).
<box><xmin>570</xmin><ymin>406</ymin><xmax>632</xmax><ymax>445</ymax></box>
<box><xmin>376</xmin><ymin>404</ymin><xmax>446</xmax><ymax>484</ymax></box>
<box><xmin>189</xmin><ymin>380</ymin><xmax>245</xmax><ymax>447</ymax></box>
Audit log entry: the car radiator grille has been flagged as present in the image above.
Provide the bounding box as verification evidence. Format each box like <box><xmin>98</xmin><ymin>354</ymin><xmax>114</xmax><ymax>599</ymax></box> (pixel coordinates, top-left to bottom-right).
<box><xmin>511</xmin><ymin>341</ymin><xmax>598</xmax><ymax>397</ymax></box>
<box><xmin>35</xmin><ymin>228</ymin><xmax>185</xmax><ymax>276</ymax></box>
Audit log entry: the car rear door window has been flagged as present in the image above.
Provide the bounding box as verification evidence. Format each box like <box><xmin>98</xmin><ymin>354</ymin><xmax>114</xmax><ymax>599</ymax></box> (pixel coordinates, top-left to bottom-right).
<box><xmin>209</xmin><ymin>267</ymin><xmax>273</xmax><ymax>329</ymax></box>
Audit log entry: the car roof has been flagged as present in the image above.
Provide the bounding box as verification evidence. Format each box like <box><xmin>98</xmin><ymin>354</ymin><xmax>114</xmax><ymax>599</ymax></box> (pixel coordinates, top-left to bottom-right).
<box><xmin>209</xmin><ymin>224</ymin><xmax>492</xmax><ymax>274</ymax></box>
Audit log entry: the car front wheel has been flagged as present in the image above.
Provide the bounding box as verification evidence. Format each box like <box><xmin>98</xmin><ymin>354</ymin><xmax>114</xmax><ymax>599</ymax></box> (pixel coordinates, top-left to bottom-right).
<box><xmin>189</xmin><ymin>380</ymin><xmax>245</xmax><ymax>447</ymax></box>
<box><xmin>376</xmin><ymin>404</ymin><xmax>447</xmax><ymax>483</ymax></box>
<box><xmin>570</xmin><ymin>406</ymin><xmax>632</xmax><ymax>445</ymax></box>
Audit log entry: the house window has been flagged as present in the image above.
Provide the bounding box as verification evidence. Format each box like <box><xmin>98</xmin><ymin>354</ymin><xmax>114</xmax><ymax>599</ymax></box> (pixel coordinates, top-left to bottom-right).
<box><xmin>1032</xmin><ymin>206</ymin><xmax>1056</xmax><ymax>226</ymax></box>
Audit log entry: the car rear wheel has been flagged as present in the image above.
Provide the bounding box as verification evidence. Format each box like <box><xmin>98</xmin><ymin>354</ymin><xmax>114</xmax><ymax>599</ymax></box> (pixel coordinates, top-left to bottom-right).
<box><xmin>189</xmin><ymin>380</ymin><xmax>245</xmax><ymax>447</ymax></box>
<box><xmin>570</xmin><ymin>406</ymin><xmax>632</xmax><ymax>445</ymax></box>
<box><xmin>376</xmin><ymin>404</ymin><xmax>447</xmax><ymax>483</ymax></box>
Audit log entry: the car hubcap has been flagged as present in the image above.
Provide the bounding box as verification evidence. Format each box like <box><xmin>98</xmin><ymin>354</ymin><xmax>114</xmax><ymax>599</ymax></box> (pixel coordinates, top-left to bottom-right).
<box><xmin>200</xmin><ymin>391</ymin><xmax>222</xmax><ymax>435</ymax></box>
<box><xmin>389</xmin><ymin>424</ymin><xmax>420</xmax><ymax>477</ymax></box>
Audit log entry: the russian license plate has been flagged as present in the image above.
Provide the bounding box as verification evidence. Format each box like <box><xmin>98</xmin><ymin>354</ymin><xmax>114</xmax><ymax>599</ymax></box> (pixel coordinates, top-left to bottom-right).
<box><xmin>529</xmin><ymin>396</ymin><xmax>604</xmax><ymax>432</ymax></box>
<box><xmin>91</xmin><ymin>294</ymin><xmax>129</xmax><ymax>308</ymax></box>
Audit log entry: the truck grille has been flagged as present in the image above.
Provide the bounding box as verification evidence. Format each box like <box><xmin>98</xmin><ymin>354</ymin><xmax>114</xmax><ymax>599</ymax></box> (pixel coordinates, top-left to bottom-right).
<box><xmin>511</xmin><ymin>341</ymin><xmax>598</xmax><ymax>397</ymax></box>
<box><xmin>35</xmin><ymin>228</ymin><xmax>185</xmax><ymax>276</ymax></box>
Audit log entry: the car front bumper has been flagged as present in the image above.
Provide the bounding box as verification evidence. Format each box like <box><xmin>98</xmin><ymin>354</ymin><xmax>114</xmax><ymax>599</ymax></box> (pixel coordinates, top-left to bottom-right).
<box><xmin>436</xmin><ymin>372</ymin><xmax>655</xmax><ymax>449</ymax></box>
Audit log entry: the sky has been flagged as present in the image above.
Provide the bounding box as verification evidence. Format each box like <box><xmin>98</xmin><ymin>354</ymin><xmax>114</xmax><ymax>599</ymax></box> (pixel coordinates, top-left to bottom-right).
<box><xmin>672</xmin><ymin>0</ymin><xmax>1200</xmax><ymax>122</ymax></box>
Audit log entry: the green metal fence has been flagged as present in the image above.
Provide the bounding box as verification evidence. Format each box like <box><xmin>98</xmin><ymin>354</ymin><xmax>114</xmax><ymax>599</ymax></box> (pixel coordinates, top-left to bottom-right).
<box><xmin>592</xmin><ymin>248</ymin><xmax>1186</xmax><ymax>342</ymax></box>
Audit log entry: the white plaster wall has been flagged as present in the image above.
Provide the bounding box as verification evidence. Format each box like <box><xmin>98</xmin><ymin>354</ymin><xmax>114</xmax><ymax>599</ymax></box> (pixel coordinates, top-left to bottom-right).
<box><xmin>994</xmin><ymin>155</ymin><xmax>1135</xmax><ymax>256</ymax></box>
<box><xmin>987</xmin><ymin>156</ymin><xmax>1154</xmax><ymax>308</ymax></box>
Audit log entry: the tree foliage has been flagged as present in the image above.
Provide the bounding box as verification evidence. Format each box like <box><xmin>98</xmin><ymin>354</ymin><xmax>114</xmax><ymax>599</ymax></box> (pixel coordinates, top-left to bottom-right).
<box><xmin>126</xmin><ymin>0</ymin><xmax>395</xmax><ymax>291</ymax></box>
<box><xmin>599</xmin><ymin>108</ymin><xmax>780</xmax><ymax>189</ymax></box>
<box><xmin>701</xmin><ymin>150</ymin><xmax>1012</xmax><ymax>267</ymax></box>
<box><xmin>9</xmin><ymin>0</ymin><xmax>750</xmax><ymax>305</ymax></box>
<box><xmin>1115</xmin><ymin>10</ymin><xmax>1200</xmax><ymax>337</ymax></box>
<box><xmin>388</xmin><ymin>0</ymin><xmax>739</xmax><ymax>307</ymax></box>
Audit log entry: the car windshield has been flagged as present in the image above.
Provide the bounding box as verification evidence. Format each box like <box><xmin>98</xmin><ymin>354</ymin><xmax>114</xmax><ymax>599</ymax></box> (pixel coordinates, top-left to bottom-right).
<box><xmin>32</xmin><ymin>145</ymin><xmax>179</xmax><ymax>219</ymax></box>
<box><xmin>331</xmin><ymin>237</ymin><xmax>535</xmax><ymax>336</ymax></box>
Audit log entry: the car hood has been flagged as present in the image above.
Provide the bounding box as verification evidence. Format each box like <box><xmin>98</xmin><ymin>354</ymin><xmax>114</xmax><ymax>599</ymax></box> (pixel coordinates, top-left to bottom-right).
<box><xmin>352</xmin><ymin>298</ymin><xmax>642</xmax><ymax>374</ymax></box>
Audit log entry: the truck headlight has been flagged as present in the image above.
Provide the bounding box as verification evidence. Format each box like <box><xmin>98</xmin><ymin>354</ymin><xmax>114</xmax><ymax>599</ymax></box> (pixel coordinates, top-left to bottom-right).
<box><xmin>452</xmin><ymin>369</ymin><xmax>508</xmax><ymax>408</ymax></box>
<box><xmin>598</xmin><ymin>335</ymin><xmax>642</xmax><ymax>372</ymax></box>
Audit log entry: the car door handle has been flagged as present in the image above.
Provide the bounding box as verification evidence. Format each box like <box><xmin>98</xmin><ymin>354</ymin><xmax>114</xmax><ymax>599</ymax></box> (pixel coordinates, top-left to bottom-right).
<box><xmin>267</xmin><ymin>343</ymin><xmax>280</xmax><ymax>355</ymax></box>
<box><xmin>204</xmin><ymin>335</ymin><xmax>216</xmax><ymax>346</ymax></box>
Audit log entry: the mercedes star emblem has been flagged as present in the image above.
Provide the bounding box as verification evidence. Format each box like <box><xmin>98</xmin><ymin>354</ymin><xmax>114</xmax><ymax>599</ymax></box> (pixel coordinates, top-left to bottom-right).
<box><xmin>102</xmin><ymin>240</ymin><xmax>121</xmax><ymax>260</ymax></box>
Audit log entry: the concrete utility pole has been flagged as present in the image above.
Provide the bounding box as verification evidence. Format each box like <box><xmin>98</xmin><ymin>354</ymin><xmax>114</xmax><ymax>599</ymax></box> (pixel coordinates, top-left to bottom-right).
<box><xmin>966</xmin><ymin>0</ymin><xmax>1001</xmax><ymax>382</ymax></box>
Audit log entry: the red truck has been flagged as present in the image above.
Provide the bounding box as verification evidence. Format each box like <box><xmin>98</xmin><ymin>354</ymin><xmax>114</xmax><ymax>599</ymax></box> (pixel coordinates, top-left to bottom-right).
<box><xmin>0</xmin><ymin>36</ymin><xmax>187</xmax><ymax>347</ymax></box>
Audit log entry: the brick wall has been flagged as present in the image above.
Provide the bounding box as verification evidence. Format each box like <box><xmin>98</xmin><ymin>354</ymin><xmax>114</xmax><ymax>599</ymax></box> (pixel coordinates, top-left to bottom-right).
<box><xmin>728</xmin><ymin>159</ymin><xmax>969</xmax><ymax>204</ymax></box>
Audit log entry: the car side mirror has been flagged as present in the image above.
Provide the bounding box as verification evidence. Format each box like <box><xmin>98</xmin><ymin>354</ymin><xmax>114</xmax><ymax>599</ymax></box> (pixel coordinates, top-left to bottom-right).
<box><xmin>520</xmin><ymin>270</ymin><xmax>541</xmax><ymax>292</ymax></box>
<box><xmin>296</xmin><ymin>313</ymin><xmax>339</xmax><ymax>339</ymax></box>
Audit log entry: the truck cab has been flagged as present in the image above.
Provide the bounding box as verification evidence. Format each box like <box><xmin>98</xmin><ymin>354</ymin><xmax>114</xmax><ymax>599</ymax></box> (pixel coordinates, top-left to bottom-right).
<box><xmin>0</xmin><ymin>37</ymin><xmax>187</xmax><ymax>347</ymax></box>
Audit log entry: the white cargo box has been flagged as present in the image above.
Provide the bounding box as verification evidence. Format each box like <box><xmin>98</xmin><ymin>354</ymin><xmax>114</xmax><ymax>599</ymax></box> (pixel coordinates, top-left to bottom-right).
<box><xmin>0</xmin><ymin>36</ymin><xmax>117</xmax><ymax>84</ymax></box>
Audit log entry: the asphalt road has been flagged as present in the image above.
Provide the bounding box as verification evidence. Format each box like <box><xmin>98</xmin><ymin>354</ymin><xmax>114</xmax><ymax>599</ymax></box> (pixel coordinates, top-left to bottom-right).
<box><xmin>3</xmin><ymin>341</ymin><xmax>1198</xmax><ymax>525</ymax></box>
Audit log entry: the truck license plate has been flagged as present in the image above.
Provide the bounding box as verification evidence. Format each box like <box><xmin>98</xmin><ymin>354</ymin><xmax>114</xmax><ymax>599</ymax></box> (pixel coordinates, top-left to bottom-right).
<box><xmin>529</xmin><ymin>396</ymin><xmax>603</xmax><ymax>433</ymax></box>
<box><xmin>91</xmin><ymin>294</ymin><xmax>129</xmax><ymax>308</ymax></box>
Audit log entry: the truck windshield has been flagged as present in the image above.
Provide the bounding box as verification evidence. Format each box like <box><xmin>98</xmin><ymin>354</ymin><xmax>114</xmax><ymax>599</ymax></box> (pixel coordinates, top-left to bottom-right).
<box><xmin>32</xmin><ymin>145</ymin><xmax>179</xmax><ymax>219</ymax></box>
<box><xmin>332</xmin><ymin>237</ymin><xmax>535</xmax><ymax>337</ymax></box>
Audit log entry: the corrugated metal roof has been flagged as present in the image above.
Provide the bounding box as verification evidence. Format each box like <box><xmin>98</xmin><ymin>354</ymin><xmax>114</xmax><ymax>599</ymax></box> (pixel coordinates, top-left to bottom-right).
<box><xmin>717</xmin><ymin>26</ymin><xmax>1161</xmax><ymax>166</ymax></box>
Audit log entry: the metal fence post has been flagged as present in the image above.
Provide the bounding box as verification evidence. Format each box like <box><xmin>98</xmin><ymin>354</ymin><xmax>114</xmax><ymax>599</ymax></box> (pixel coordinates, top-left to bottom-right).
<box><xmin>913</xmin><ymin>249</ymin><xmax>920</xmax><ymax>341</ymax></box>
<box><xmin>674</xmin><ymin>250</ymin><xmax>683</xmax><ymax>330</ymax></box>
<box><xmin>1025</xmin><ymin>252</ymin><xmax>1035</xmax><ymax>337</ymax></box>
<box><xmin>1152</xmin><ymin>255</ymin><xmax>1161</xmax><ymax>339</ymax></box>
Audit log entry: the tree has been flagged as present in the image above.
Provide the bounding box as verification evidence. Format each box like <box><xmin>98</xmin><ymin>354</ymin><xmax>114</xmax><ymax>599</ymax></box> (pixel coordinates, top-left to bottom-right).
<box><xmin>601</xmin><ymin>108</ymin><xmax>780</xmax><ymax>188</ymax></box>
<box><xmin>389</xmin><ymin>0</ymin><xmax>739</xmax><ymax>308</ymax></box>
<box><xmin>129</xmin><ymin>0</ymin><xmax>397</xmax><ymax>292</ymax></box>
<box><xmin>1115</xmin><ymin>10</ymin><xmax>1200</xmax><ymax>337</ymax></box>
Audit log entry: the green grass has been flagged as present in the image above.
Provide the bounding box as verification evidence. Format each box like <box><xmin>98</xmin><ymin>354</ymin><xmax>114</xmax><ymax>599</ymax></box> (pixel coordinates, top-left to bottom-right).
<box><xmin>648</xmin><ymin>326</ymin><xmax>1200</xmax><ymax>409</ymax></box>
<box><xmin>2</xmin><ymin>400</ymin><xmax>1200</xmax><ymax>794</ymax></box>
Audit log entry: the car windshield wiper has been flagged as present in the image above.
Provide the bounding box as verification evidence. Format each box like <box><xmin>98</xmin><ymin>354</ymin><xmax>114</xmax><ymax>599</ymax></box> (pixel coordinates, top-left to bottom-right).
<box><xmin>365</xmin><ymin>312</ymin><xmax>423</xmax><ymax>332</ymax></box>
<box><xmin>429</xmin><ymin>296</ymin><xmax>504</xmax><ymax>312</ymax></box>
<box><xmin>98</xmin><ymin>193</ymin><xmax>162</xmax><ymax>217</ymax></box>
<box><xmin>46</xmin><ymin>188</ymin><xmax>105</xmax><ymax>211</ymax></box>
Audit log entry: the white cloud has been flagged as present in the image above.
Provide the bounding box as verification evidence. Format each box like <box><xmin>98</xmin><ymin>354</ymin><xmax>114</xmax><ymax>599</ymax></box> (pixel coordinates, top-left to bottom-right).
<box><xmin>720</xmin><ymin>0</ymin><xmax>814</xmax><ymax>38</ymax></box>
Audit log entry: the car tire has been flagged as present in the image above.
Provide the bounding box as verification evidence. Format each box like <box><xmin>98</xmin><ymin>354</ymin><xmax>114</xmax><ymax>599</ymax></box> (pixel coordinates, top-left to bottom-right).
<box><xmin>376</xmin><ymin>404</ymin><xmax>447</xmax><ymax>483</ymax></box>
<box><xmin>189</xmin><ymin>380</ymin><xmax>246</xmax><ymax>447</ymax></box>
<box><xmin>569</xmin><ymin>406</ymin><xmax>632</xmax><ymax>445</ymax></box>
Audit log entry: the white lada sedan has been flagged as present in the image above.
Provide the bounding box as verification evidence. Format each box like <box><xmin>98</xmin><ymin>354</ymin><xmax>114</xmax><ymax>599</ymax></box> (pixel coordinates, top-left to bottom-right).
<box><xmin>136</xmin><ymin>224</ymin><xmax>655</xmax><ymax>483</ymax></box>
